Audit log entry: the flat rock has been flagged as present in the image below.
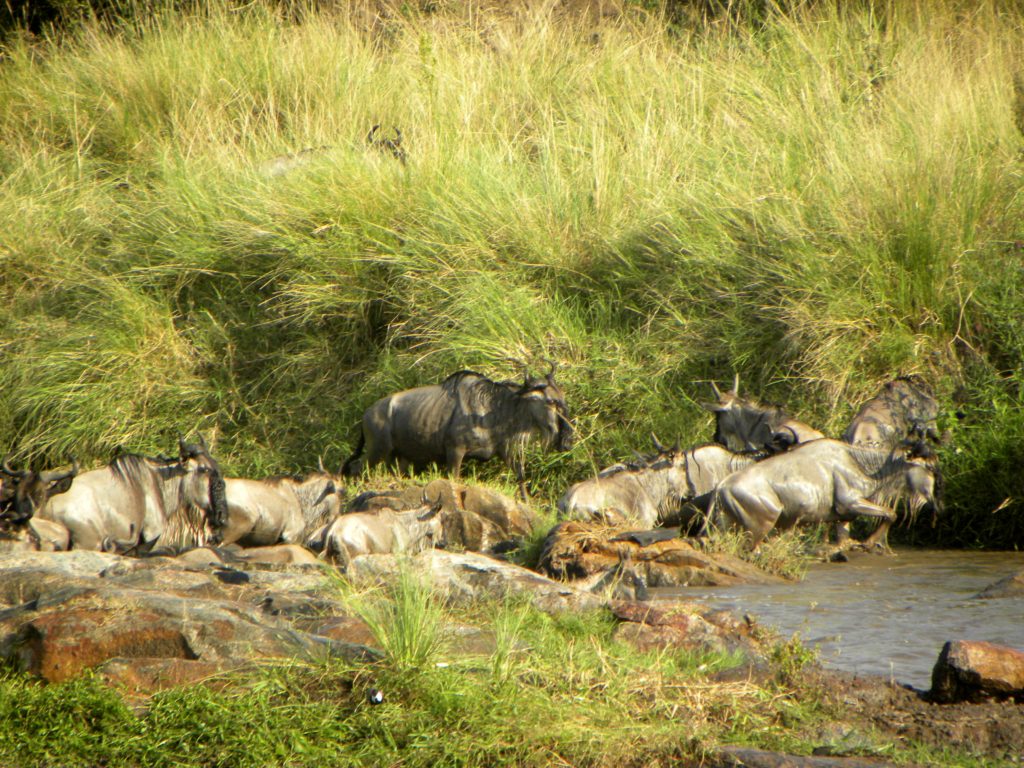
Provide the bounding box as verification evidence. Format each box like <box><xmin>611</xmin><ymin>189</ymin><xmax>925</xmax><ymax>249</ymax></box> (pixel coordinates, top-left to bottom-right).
<box><xmin>97</xmin><ymin>657</ymin><xmax>238</xmax><ymax>696</ymax></box>
<box><xmin>930</xmin><ymin>640</ymin><xmax>1024</xmax><ymax>703</ymax></box>
<box><xmin>610</xmin><ymin>599</ymin><xmax>763</xmax><ymax>658</ymax></box>
<box><xmin>538</xmin><ymin>521</ymin><xmax>785</xmax><ymax>587</ymax></box>
<box><xmin>712</xmin><ymin>746</ymin><xmax>901</xmax><ymax>767</ymax></box>
<box><xmin>972</xmin><ymin>569</ymin><xmax>1024</xmax><ymax>599</ymax></box>
<box><xmin>349</xmin><ymin>550</ymin><xmax>604</xmax><ymax>614</ymax></box>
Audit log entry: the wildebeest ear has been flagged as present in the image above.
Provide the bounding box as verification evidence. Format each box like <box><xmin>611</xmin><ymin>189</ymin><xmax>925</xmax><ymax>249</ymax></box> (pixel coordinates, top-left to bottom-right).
<box><xmin>417</xmin><ymin>506</ymin><xmax>439</xmax><ymax>521</ymax></box>
<box><xmin>700</xmin><ymin>401</ymin><xmax>727</xmax><ymax>413</ymax></box>
<box><xmin>178</xmin><ymin>435</ymin><xmax>188</xmax><ymax>462</ymax></box>
<box><xmin>48</xmin><ymin>476</ymin><xmax>75</xmax><ymax>496</ymax></box>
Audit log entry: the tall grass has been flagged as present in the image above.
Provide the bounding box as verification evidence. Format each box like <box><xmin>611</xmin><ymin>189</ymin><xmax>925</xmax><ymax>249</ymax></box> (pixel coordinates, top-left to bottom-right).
<box><xmin>1</xmin><ymin>1</ymin><xmax>1022</xmax><ymax>544</ymax></box>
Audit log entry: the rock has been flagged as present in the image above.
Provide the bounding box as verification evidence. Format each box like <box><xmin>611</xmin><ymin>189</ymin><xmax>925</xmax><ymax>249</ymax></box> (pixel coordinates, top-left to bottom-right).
<box><xmin>349</xmin><ymin>550</ymin><xmax>604</xmax><ymax>614</ymax></box>
<box><xmin>712</xmin><ymin>746</ymin><xmax>900</xmax><ymax>767</ymax></box>
<box><xmin>0</xmin><ymin>551</ymin><xmax>378</xmax><ymax>688</ymax></box>
<box><xmin>973</xmin><ymin>569</ymin><xmax>1024</xmax><ymax>600</ymax></box>
<box><xmin>226</xmin><ymin>544</ymin><xmax>321</xmax><ymax>566</ymax></box>
<box><xmin>930</xmin><ymin>640</ymin><xmax>1024</xmax><ymax>703</ymax></box>
<box><xmin>609</xmin><ymin>599</ymin><xmax>764</xmax><ymax>658</ymax></box>
<box><xmin>97</xmin><ymin>657</ymin><xmax>238</xmax><ymax>696</ymax></box>
<box><xmin>538</xmin><ymin>521</ymin><xmax>785</xmax><ymax>587</ymax></box>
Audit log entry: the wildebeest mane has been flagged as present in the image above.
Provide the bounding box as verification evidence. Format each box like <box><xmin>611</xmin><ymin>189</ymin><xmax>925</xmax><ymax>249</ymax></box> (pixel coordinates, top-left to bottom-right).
<box><xmin>109</xmin><ymin>453</ymin><xmax>176</xmax><ymax>484</ymax></box>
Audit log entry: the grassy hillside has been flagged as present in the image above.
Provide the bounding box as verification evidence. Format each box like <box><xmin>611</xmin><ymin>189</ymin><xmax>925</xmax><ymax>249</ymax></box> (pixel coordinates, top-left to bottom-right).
<box><xmin>1</xmin><ymin>1</ymin><xmax>1022</xmax><ymax>546</ymax></box>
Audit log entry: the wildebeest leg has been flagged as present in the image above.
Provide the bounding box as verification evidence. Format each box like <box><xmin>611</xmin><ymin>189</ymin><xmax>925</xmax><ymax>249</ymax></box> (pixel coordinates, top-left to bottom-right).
<box><xmin>446</xmin><ymin>446</ymin><xmax>465</xmax><ymax>482</ymax></box>
<box><xmin>715</xmin><ymin>487</ymin><xmax>779</xmax><ymax>551</ymax></box>
<box><xmin>843</xmin><ymin>498</ymin><xmax>896</xmax><ymax>523</ymax></box>
<box><xmin>860</xmin><ymin>519</ymin><xmax>894</xmax><ymax>551</ymax></box>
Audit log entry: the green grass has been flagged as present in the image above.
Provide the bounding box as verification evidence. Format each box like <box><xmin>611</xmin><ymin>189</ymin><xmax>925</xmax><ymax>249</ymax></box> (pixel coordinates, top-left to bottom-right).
<box><xmin>1</xmin><ymin>1</ymin><xmax>1022</xmax><ymax>546</ymax></box>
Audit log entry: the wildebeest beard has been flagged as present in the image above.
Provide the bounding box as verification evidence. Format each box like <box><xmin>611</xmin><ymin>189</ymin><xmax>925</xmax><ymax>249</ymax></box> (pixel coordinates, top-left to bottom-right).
<box><xmin>207</xmin><ymin>472</ymin><xmax>229</xmax><ymax>535</ymax></box>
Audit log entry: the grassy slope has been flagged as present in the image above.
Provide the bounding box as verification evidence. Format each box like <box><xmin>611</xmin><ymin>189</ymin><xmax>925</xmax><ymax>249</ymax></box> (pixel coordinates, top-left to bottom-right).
<box><xmin>0</xmin><ymin>1</ymin><xmax>1022</xmax><ymax>545</ymax></box>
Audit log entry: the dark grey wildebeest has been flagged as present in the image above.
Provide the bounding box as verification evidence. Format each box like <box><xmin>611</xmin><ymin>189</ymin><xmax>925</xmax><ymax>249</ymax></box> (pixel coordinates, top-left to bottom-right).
<box><xmin>559</xmin><ymin>436</ymin><xmax>766</xmax><ymax>530</ymax></box>
<box><xmin>711</xmin><ymin>438</ymin><xmax>939</xmax><ymax>550</ymax></box>
<box><xmin>33</xmin><ymin>437</ymin><xmax>228</xmax><ymax>552</ymax></box>
<box><xmin>0</xmin><ymin>457</ymin><xmax>78</xmax><ymax>527</ymax></box>
<box><xmin>343</xmin><ymin>365</ymin><xmax>574</xmax><ymax>498</ymax></box>
<box><xmin>703</xmin><ymin>375</ymin><xmax>824</xmax><ymax>453</ymax></box>
<box><xmin>839</xmin><ymin>375</ymin><xmax>943</xmax><ymax>548</ymax></box>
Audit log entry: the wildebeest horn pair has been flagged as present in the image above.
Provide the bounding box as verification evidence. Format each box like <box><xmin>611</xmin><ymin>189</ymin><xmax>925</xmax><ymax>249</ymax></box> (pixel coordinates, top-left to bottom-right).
<box><xmin>649</xmin><ymin>433</ymin><xmax>680</xmax><ymax>453</ymax></box>
<box><xmin>708</xmin><ymin>373</ymin><xmax>741</xmax><ymax>400</ymax></box>
<box><xmin>367</xmin><ymin>124</ymin><xmax>406</xmax><ymax>164</ymax></box>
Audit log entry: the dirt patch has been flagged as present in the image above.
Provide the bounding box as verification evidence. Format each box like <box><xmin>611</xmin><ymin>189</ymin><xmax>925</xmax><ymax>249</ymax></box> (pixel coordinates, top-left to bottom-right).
<box><xmin>806</xmin><ymin>669</ymin><xmax>1024</xmax><ymax>761</ymax></box>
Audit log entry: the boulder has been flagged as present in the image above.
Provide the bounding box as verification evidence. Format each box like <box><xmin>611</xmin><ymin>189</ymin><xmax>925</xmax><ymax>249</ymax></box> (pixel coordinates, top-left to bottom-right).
<box><xmin>930</xmin><ymin>640</ymin><xmax>1024</xmax><ymax>703</ymax></box>
<box><xmin>0</xmin><ymin>550</ymin><xmax>379</xmax><ymax>688</ymax></box>
<box><xmin>349</xmin><ymin>550</ymin><xmax>604</xmax><ymax>614</ymax></box>
<box><xmin>610</xmin><ymin>599</ymin><xmax>763</xmax><ymax>658</ymax></box>
<box><xmin>97</xmin><ymin>657</ymin><xmax>237</xmax><ymax>696</ymax></box>
<box><xmin>538</xmin><ymin>521</ymin><xmax>785</xmax><ymax>587</ymax></box>
<box><xmin>973</xmin><ymin>569</ymin><xmax>1024</xmax><ymax>600</ymax></box>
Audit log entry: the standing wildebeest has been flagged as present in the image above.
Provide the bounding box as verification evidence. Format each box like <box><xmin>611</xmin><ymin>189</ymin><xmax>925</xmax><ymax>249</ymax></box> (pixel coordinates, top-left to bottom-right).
<box><xmin>33</xmin><ymin>437</ymin><xmax>228</xmax><ymax>552</ymax></box>
<box><xmin>703</xmin><ymin>375</ymin><xmax>824</xmax><ymax>453</ymax></box>
<box><xmin>711</xmin><ymin>438</ymin><xmax>939</xmax><ymax>550</ymax></box>
<box><xmin>308</xmin><ymin>505</ymin><xmax>443</xmax><ymax>569</ymax></box>
<box><xmin>213</xmin><ymin>462</ymin><xmax>345</xmax><ymax>547</ymax></box>
<box><xmin>839</xmin><ymin>375</ymin><xmax>943</xmax><ymax>548</ymax></box>
<box><xmin>559</xmin><ymin>436</ymin><xmax>765</xmax><ymax>530</ymax></box>
<box><xmin>343</xmin><ymin>364</ymin><xmax>574</xmax><ymax>498</ymax></box>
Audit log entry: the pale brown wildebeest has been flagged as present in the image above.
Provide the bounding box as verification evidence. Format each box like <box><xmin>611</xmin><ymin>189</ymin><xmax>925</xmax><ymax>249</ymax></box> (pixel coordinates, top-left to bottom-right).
<box><xmin>307</xmin><ymin>505</ymin><xmax>443</xmax><ymax>569</ymax></box>
<box><xmin>559</xmin><ymin>436</ymin><xmax>768</xmax><ymax>531</ymax></box>
<box><xmin>213</xmin><ymin>461</ymin><xmax>345</xmax><ymax>547</ymax></box>
<box><xmin>703</xmin><ymin>374</ymin><xmax>824</xmax><ymax>453</ymax></box>
<box><xmin>343</xmin><ymin>363</ymin><xmax>574</xmax><ymax>498</ymax></box>
<box><xmin>33</xmin><ymin>437</ymin><xmax>228</xmax><ymax>552</ymax></box>
<box><xmin>711</xmin><ymin>438</ymin><xmax>938</xmax><ymax>550</ymax></box>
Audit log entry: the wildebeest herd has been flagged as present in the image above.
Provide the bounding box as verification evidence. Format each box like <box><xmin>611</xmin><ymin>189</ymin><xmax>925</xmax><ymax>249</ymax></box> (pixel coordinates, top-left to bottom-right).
<box><xmin>0</xmin><ymin>363</ymin><xmax>943</xmax><ymax>562</ymax></box>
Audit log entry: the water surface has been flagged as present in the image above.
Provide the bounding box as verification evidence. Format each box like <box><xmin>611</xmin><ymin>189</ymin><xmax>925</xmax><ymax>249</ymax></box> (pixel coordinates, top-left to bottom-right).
<box><xmin>678</xmin><ymin>549</ymin><xmax>1024</xmax><ymax>690</ymax></box>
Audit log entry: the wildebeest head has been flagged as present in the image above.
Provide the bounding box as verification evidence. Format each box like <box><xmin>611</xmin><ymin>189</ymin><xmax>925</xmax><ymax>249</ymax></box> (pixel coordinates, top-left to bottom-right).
<box><xmin>901</xmin><ymin>440</ymin><xmax>943</xmax><ymax>524</ymax></box>
<box><xmin>517</xmin><ymin>361</ymin><xmax>574</xmax><ymax>451</ymax></box>
<box><xmin>0</xmin><ymin>457</ymin><xmax>79</xmax><ymax>529</ymax></box>
<box><xmin>703</xmin><ymin>375</ymin><xmax>781</xmax><ymax>452</ymax></box>
<box><xmin>177</xmin><ymin>435</ymin><xmax>229</xmax><ymax>541</ymax></box>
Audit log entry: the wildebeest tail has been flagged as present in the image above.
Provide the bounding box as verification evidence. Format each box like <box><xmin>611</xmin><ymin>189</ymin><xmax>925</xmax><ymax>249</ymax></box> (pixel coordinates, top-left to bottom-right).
<box><xmin>341</xmin><ymin>432</ymin><xmax>366</xmax><ymax>477</ymax></box>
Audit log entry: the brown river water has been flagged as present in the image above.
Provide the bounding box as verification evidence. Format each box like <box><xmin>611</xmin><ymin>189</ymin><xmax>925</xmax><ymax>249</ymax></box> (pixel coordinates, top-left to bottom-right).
<box><xmin>673</xmin><ymin>549</ymin><xmax>1024</xmax><ymax>690</ymax></box>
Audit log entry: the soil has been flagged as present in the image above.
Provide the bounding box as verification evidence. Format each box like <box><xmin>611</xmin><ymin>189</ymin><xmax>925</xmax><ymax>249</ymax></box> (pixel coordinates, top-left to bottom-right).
<box><xmin>806</xmin><ymin>668</ymin><xmax>1024</xmax><ymax>763</ymax></box>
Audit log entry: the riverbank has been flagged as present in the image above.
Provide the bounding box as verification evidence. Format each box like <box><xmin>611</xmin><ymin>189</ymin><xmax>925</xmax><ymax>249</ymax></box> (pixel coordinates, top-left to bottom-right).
<box><xmin>0</xmin><ymin>548</ymin><xmax>1020</xmax><ymax>767</ymax></box>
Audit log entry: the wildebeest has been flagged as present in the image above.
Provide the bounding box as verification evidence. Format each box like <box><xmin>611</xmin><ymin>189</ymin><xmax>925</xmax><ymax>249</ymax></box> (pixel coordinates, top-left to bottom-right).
<box><xmin>32</xmin><ymin>437</ymin><xmax>228</xmax><ymax>552</ymax></box>
<box><xmin>559</xmin><ymin>436</ymin><xmax>767</xmax><ymax>530</ymax></box>
<box><xmin>343</xmin><ymin>364</ymin><xmax>574</xmax><ymax>498</ymax></box>
<box><xmin>213</xmin><ymin>462</ymin><xmax>345</xmax><ymax>547</ymax></box>
<box><xmin>0</xmin><ymin>457</ymin><xmax>79</xmax><ymax>528</ymax></box>
<box><xmin>703</xmin><ymin>375</ymin><xmax>824</xmax><ymax>453</ymax></box>
<box><xmin>307</xmin><ymin>505</ymin><xmax>443</xmax><ymax>568</ymax></box>
<box><xmin>839</xmin><ymin>375</ymin><xmax>943</xmax><ymax>548</ymax></box>
<box><xmin>711</xmin><ymin>438</ymin><xmax>939</xmax><ymax>550</ymax></box>
<box><xmin>559</xmin><ymin>437</ymin><xmax>690</xmax><ymax>528</ymax></box>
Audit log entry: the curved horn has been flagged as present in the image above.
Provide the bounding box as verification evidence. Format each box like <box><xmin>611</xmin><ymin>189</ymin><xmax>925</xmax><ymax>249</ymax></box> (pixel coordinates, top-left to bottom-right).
<box><xmin>198</xmin><ymin>434</ymin><xmax>209</xmax><ymax>452</ymax></box>
<box><xmin>650</xmin><ymin>432</ymin><xmax>666</xmax><ymax>453</ymax></box>
<box><xmin>318</xmin><ymin>455</ymin><xmax>327</xmax><ymax>474</ymax></box>
<box><xmin>178</xmin><ymin>434</ymin><xmax>188</xmax><ymax>457</ymax></box>
<box><xmin>367</xmin><ymin>124</ymin><xmax>380</xmax><ymax>144</ymax></box>
<box><xmin>40</xmin><ymin>458</ymin><xmax>79</xmax><ymax>483</ymax></box>
<box><xmin>543</xmin><ymin>358</ymin><xmax>558</xmax><ymax>381</ymax></box>
<box><xmin>709</xmin><ymin>381</ymin><xmax>723</xmax><ymax>400</ymax></box>
<box><xmin>392</xmin><ymin>127</ymin><xmax>402</xmax><ymax>145</ymax></box>
<box><xmin>1</xmin><ymin>456</ymin><xmax>28</xmax><ymax>479</ymax></box>
<box><xmin>733</xmin><ymin>372</ymin><xmax>740</xmax><ymax>396</ymax></box>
